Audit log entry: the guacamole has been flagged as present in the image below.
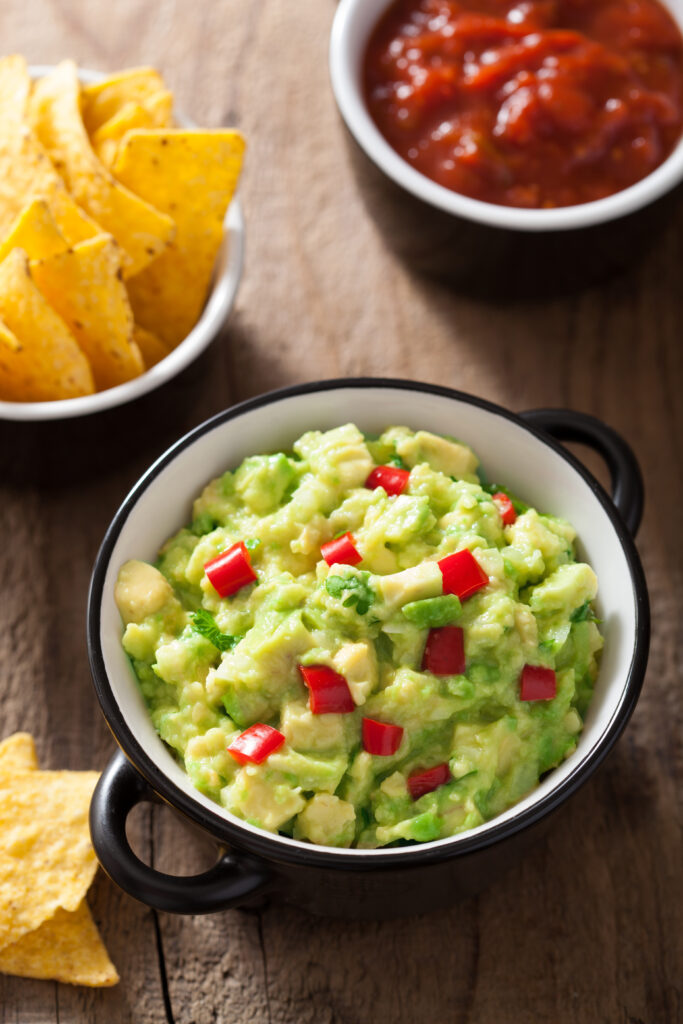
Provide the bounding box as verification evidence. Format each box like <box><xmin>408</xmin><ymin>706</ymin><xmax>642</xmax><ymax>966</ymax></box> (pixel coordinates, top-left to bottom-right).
<box><xmin>115</xmin><ymin>424</ymin><xmax>603</xmax><ymax>849</ymax></box>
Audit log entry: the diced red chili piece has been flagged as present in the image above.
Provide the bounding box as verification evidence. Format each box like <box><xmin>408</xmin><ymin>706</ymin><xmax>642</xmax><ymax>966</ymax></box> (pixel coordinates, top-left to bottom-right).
<box><xmin>492</xmin><ymin>491</ymin><xmax>517</xmax><ymax>526</ymax></box>
<box><xmin>227</xmin><ymin>723</ymin><xmax>285</xmax><ymax>765</ymax></box>
<box><xmin>365</xmin><ymin>465</ymin><xmax>410</xmax><ymax>496</ymax></box>
<box><xmin>520</xmin><ymin>664</ymin><xmax>557</xmax><ymax>701</ymax></box>
<box><xmin>298</xmin><ymin>664</ymin><xmax>355</xmax><ymax>714</ymax></box>
<box><xmin>438</xmin><ymin>549</ymin><xmax>489</xmax><ymax>601</ymax></box>
<box><xmin>204</xmin><ymin>541</ymin><xmax>257</xmax><ymax>597</ymax></box>
<box><xmin>422</xmin><ymin>626</ymin><xmax>465</xmax><ymax>676</ymax></box>
<box><xmin>321</xmin><ymin>532</ymin><xmax>362</xmax><ymax>567</ymax></box>
<box><xmin>407</xmin><ymin>763</ymin><xmax>451</xmax><ymax>801</ymax></box>
<box><xmin>362</xmin><ymin>717</ymin><xmax>404</xmax><ymax>756</ymax></box>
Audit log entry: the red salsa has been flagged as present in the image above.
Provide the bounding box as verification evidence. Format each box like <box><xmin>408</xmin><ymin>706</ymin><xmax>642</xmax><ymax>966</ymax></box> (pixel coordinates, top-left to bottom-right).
<box><xmin>363</xmin><ymin>0</ymin><xmax>683</xmax><ymax>208</ymax></box>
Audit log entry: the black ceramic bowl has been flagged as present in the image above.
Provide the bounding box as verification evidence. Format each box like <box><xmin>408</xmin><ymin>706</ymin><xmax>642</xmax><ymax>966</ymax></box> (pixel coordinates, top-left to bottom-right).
<box><xmin>88</xmin><ymin>379</ymin><xmax>649</xmax><ymax>919</ymax></box>
<box><xmin>329</xmin><ymin>0</ymin><xmax>683</xmax><ymax>297</ymax></box>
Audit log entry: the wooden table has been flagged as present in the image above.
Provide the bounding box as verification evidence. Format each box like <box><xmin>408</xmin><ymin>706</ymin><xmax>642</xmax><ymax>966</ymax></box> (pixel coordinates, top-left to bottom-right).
<box><xmin>1</xmin><ymin>1</ymin><xmax>681</xmax><ymax>1021</ymax></box>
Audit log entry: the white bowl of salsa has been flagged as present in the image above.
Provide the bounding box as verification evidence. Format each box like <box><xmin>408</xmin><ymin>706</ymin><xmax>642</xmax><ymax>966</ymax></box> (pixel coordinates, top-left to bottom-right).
<box><xmin>330</xmin><ymin>0</ymin><xmax>683</xmax><ymax>231</ymax></box>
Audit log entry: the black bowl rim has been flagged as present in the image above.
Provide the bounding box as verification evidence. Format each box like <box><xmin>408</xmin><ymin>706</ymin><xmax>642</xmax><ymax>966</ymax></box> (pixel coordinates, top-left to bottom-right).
<box><xmin>87</xmin><ymin>377</ymin><xmax>650</xmax><ymax>873</ymax></box>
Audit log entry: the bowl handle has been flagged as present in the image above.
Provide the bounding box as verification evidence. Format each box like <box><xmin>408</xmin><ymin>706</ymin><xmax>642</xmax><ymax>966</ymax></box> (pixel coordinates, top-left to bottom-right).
<box><xmin>519</xmin><ymin>409</ymin><xmax>643</xmax><ymax>537</ymax></box>
<box><xmin>90</xmin><ymin>750</ymin><xmax>273</xmax><ymax>914</ymax></box>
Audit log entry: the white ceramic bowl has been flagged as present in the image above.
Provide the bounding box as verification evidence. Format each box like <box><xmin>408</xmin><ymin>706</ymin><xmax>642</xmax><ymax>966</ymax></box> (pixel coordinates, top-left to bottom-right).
<box><xmin>0</xmin><ymin>67</ymin><xmax>244</xmax><ymax>422</ymax></box>
<box><xmin>330</xmin><ymin>0</ymin><xmax>683</xmax><ymax>232</ymax></box>
<box><xmin>88</xmin><ymin>379</ymin><xmax>649</xmax><ymax>917</ymax></box>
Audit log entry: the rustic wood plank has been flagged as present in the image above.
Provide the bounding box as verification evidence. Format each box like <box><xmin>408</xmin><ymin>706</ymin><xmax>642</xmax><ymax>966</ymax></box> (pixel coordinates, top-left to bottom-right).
<box><xmin>0</xmin><ymin>0</ymin><xmax>681</xmax><ymax>1021</ymax></box>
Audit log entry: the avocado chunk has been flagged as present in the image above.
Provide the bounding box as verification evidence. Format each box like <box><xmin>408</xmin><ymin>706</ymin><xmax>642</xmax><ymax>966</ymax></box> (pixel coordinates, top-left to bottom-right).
<box><xmin>211</xmin><ymin>611</ymin><xmax>312</xmax><ymax>727</ymax></box>
<box><xmin>402</xmin><ymin>594</ymin><xmax>461</xmax><ymax>628</ymax></box>
<box><xmin>222</xmin><ymin>764</ymin><xmax>305</xmax><ymax>831</ymax></box>
<box><xmin>394</xmin><ymin>429</ymin><xmax>479</xmax><ymax>480</ymax></box>
<box><xmin>234</xmin><ymin>453</ymin><xmax>297</xmax><ymax>514</ymax></box>
<box><xmin>294</xmin><ymin>794</ymin><xmax>356</xmax><ymax>847</ymax></box>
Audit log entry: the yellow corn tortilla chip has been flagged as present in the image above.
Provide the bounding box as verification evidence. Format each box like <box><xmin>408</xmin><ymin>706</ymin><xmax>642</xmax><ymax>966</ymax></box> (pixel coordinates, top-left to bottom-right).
<box><xmin>31</xmin><ymin>233</ymin><xmax>143</xmax><ymax>390</ymax></box>
<box><xmin>0</xmin><ymin>735</ymin><xmax>118</xmax><ymax>987</ymax></box>
<box><xmin>29</xmin><ymin>62</ymin><xmax>175</xmax><ymax>277</ymax></box>
<box><xmin>0</xmin><ymin>318</ymin><xmax>21</xmax><ymax>354</ymax></box>
<box><xmin>133</xmin><ymin>323</ymin><xmax>169</xmax><ymax>369</ymax></box>
<box><xmin>113</xmin><ymin>129</ymin><xmax>245</xmax><ymax>346</ymax></box>
<box><xmin>81</xmin><ymin>67</ymin><xmax>170</xmax><ymax>134</ymax></box>
<box><xmin>0</xmin><ymin>733</ymin><xmax>38</xmax><ymax>772</ymax></box>
<box><xmin>0</xmin><ymin>198</ymin><xmax>68</xmax><ymax>262</ymax></box>
<box><xmin>0</xmin><ymin>248</ymin><xmax>94</xmax><ymax>401</ymax></box>
<box><xmin>91</xmin><ymin>91</ymin><xmax>174</xmax><ymax>167</ymax></box>
<box><xmin>0</xmin><ymin>56</ymin><xmax>99</xmax><ymax>244</ymax></box>
<box><xmin>0</xmin><ymin>768</ymin><xmax>100</xmax><ymax>949</ymax></box>
<box><xmin>0</xmin><ymin>901</ymin><xmax>119</xmax><ymax>987</ymax></box>
<box><xmin>0</xmin><ymin>54</ymin><xmax>29</xmax><ymax>119</ymax></box>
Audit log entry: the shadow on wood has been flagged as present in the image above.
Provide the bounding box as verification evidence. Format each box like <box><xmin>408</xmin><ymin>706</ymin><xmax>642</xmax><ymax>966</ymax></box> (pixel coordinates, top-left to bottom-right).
<box><xmin>343</xmin><ymin>128</ymin><xmax>683</xmax><ymax>302</ymax></box>
<box><xmin>0</xmin><ymin>336</ymin><xmax>229</xmax><ymax>489</ymax></box>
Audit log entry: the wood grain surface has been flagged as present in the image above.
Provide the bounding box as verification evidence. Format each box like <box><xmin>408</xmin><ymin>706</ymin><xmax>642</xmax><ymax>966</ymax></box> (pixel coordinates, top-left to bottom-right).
<box><xmin>0</xmin><ymin>1</ymin><xmax>681</xmax><ymax>1022</ymax></box>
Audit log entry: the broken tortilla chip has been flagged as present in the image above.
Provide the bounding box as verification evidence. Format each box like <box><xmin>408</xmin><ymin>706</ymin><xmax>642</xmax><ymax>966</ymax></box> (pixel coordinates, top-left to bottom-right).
<box><xmin>91</xmin><ymin>92</ymin><xmax>174</xmax><ymax>167</ymax></box>
<box><xmin>0</xmin><ymin>768</ymin><xmax>100</xmax><ymax>949</ymax></box>
<box><xmin>0</xmin><ymin>901</ymin><xmax>119</xmax><ymax>987</ymax></box>
<box><xmin>0</xmin><ymin>319</ymin><xmax>21</xmax><ymax>354</ymax></box>
<box><xmin>0</xmin><ymin>733</ymin><xmax>39</xmax><ymax>772</ymax></box>
<box><xmin>0</xmin><ymin>198</ymin><xmax>68</xmax><ymax>262</ymax></box>
<box><xmin>31</xmin><ymin>233</ymin><xmax>143</xmax><ymax>389</ymax></box>
<box><xmin>133</xmin><ymin>323</ymin><xmax>170</xmax><ymax>369</ymax></box>
<box><xmin>0</xmin><ymin>56</ymin><xmax>99</xmax><ymax>244</ymax></box>
<box><xmin>113</xmin><ymin>128</ymin><xmax>245</xmax><ymax>346</ymax></box>
<box><xmin>0</xmin><ymin>734</ymin><xmax>118</xmax><ymax>987</ymax></box>
<box><xmin>0</xmin><ymin>248</ymin><xmax>94</xmax><ymax>401</ymax></box>
<box><xmin>81</xmin><ymin>67</ymin><xmax>171</xmax><ymax>134</ymax></box>
<box><xmin>29</xmin><ymin>61</ymin><xmax>175</xmax><ymax>277</ymax></box>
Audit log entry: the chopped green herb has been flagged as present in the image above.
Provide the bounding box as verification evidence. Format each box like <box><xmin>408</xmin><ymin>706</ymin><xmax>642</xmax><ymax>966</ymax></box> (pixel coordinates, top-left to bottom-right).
<box><xmin>570</xmin><ymin>601</ymin><xmax>600</xmax><ymax>624</ymax></box>
<box><xmin>325</xmin><ymin>572</ymin><xmax>375</xmax><ymax>616</ymax></box>
<box><xmin>244</xmin><ymin>538</ymin><xmax>261</xmax><ymax>552</ymax></box>
<box><xmin>388</xmin><ymin>454</ymin><xmax>407</xmax><ymax>469</ymax></box>
<box><xmin>482</xmin><ymin>482</ymin><xmax>528</xmax><ymax>515</ymax></box>
<box><xmin>190</xmin><ymin>609</ymin><xmax>238</xmax><ymax>651</ymax></box>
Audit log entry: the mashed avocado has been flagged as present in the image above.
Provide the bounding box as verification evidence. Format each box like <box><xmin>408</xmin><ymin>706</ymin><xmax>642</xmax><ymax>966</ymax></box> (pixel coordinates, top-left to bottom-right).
<box><xmin>116</xmin><ymin>424</ymin><xmax>603</xmax><ymax>849</ymax></box>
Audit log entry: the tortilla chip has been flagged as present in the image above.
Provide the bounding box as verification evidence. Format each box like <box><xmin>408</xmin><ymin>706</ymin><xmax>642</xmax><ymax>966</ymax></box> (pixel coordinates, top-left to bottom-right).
<box><xmin>81</xmin><ymin>67</ymin><xmax>170</xmax><ymax>134</ymax></box>
<box><xmin>91</xmin><ymin>92</ymin><xmax>173</xmax><ymax>167</ymax></box>
<box><xmin>0</xmin><ymin>198</ymin><xmax>68</xmax><ymax>262</ymax></box>
<box><xmin>0</xmin><ymin>318</ymin><xmax>21</xmax><ymax>354</ymax></box>
<box><xmin>0</xmin><ymin>901</ymin><xmax>119</xmax><ymax>987</ymax></box>
<box><xmin>0</xmin><ymin>733</ymin><xmax>38</xmax><ymax>772</ymax></box>
<box><xmin>0</xmin><ymin>248</ymin><xmax>94</xmax><ymax>401</ymax></box>
<box><xmin>90</xmin><ymin>95</ymin><xmax>167</xmax><ymax>168</ymax></box>
<box><xmin>113</xmin><ymin>129</ymin><xmax>245</xmax><ymax>346</ymax></box>
<box><xmin>0</xmin><ymin>54</ymin><xmax>30</xmax><ymax>119</ymax></box>
<box><xmin>0</xmin><ymin>734</ymin><xmax>117</xmax><ymax>986</ymax></box>
<box><xmin>29</xmin><ymin>62</ymin><xmax>175</xmax><ymax>277</ymax></box>
<box><xmin>0</xmin><ymin>768</ymin><xmax>100</xmax><ymax>949</ymax></box>
<box><xmin>133</xmin><ymin>323</ymin><xmax>169</xmax><ymax>369</ymax></box>
<box><xmin>31</xmin><ymin>233</ymin><xmax>143</xmax><ymax>389</ymax></box>
<box><xmin>0</xmin><ymin>56</ymin><xmax>99</xmax><ymax>244</ymax></box>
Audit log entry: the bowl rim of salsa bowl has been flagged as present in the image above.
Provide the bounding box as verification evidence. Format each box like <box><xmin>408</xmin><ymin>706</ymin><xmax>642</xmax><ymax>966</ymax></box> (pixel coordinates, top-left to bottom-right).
<box><xmin>329</xmin><ymin>0</ymin><xmax>683</xmax><ymax>233</ymax></box>
<box><xmin>0</xmin><ymin>66</ymin><xmax>245</xmax><ymax>423</ymax></box>
<box><xmin>89</xmin><ymin>377</ymin><xmax>649</xmax><ymax>867</ymax></box>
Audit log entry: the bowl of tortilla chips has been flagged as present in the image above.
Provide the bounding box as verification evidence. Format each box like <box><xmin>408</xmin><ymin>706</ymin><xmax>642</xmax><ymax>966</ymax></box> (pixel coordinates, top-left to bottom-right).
<box><xmin>0</xmin><ymin>57</ymin><xmax>245</xmax><ymax>421</ymax></box>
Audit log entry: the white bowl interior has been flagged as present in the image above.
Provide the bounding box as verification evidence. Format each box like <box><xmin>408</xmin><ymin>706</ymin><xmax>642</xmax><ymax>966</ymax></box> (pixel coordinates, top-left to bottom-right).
<box><xmin>330</xmin><ymin>0</ymin><xmax>683</xmax><ymax>232</ymax></box>
<box><xmin>98</xmin><ymin>386</ymin><xmax>638</xmax><ymax>856</ymax></box>
<box><xmin>0</xmin><ymin>66</ymin><xmax>244</xmax><ymax>422</ymax></box>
